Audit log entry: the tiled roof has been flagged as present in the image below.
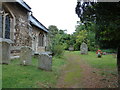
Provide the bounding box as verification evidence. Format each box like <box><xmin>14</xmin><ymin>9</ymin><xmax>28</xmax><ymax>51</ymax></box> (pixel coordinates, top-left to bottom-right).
<box><xmin>29</xmin><ymin>15</ymin><xmax>48</xmax><ymax>33</ymax></box>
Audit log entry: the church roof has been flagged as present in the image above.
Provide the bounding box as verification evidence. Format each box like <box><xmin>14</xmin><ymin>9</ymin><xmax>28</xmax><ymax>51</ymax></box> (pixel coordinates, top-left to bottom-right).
<box><xmin>16</xmin><ymin>0</ymin><xmax>31</xmax><ymax>12</ymax></box>
<box><xmin>29</xmin><ymin>15</ymin><xmax>48</xmax><ymax>33</ymax></box>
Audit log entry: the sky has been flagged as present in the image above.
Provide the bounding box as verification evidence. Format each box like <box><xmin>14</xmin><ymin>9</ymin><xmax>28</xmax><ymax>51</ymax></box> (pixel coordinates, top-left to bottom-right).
<box><xmin>24</xmin><ymin>0</ymin><xmax>80</xmax><ymax>34</ymax></box>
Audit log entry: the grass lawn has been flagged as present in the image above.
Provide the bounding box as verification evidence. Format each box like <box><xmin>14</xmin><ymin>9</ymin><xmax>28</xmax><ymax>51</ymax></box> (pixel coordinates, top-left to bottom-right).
<box><xmin>2</xmin><ymin>56</ymin><xmax>66</xmax><ymax>88</ymax></box>
<box><xmin>0</xmin><ymin>64</ymin><xmax>2</xmax><ymax>89</ymax></box>
<box><xmin>73</xmin><ymin>51</ymin><xmax>117</xmax><ymax>69</ymax></box>
<box><xmin>71</xmin><ymin>51</ymin><xmax>118</xmax><ymax>76</ymax></box>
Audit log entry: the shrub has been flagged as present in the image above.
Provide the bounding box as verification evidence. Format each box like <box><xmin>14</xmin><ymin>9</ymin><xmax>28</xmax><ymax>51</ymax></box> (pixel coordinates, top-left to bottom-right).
<box><xmin>48</xmin><ymin>44</ymin><xmax>65</xmax><ymax>57</ymax></box>
<box><xmin>52</xmin><ymin>45</ymin><xmax>65</xmax><ymax>57</ymax></box>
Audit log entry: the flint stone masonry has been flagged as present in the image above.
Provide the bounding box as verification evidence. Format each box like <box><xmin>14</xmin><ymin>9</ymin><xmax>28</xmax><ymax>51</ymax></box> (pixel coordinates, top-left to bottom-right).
<box><xmin>80</xmin><ymin>42</ymin><xmax>88</xmax><ymax>54</ymax></box>
<box><xmin>38</xmin><ymin>53</ymin><xmax>52</xmax><ymax>71</ymax></box>
<box><xmin>0</xmin><ymin>38</ymin><xmax>13</xmax><ymax>64</ymax></box>
<box><xmin>20</xmin><ymin>46</ymin><xmax>32</xmax><ymax>66</ymax></box>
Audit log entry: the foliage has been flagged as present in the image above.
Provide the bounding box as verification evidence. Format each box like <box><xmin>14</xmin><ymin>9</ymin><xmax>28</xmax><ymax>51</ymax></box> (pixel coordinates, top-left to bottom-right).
<box><xmin>76</xmin><ymin>1</ymin><xmax>120</xmax><ymax>87</ymax></box>
<box><xmin>101</xmin><ymin>49</ymin><xmax>117</xmax><ymax>53</ymax></box>
<box><xmin>73</xmin><ymin>23</ymin><xmax>96</xmax><ymax>51</ymax></box>
<box><xmin>48</xmin><ymin>25</ymin><xmax>59</xmax><ymax>38</ymax></box>
<box><xmin>75</xmin><ymin>2</ymin><xmax>120</xmax><ymax>49</ymax></box>
<box><xmin>2</xmin><ymin>56</ymin><xmax>66</xmax><ymax>88</ymax></box>
<box><xmin>48</xmin><ymin>25</ymin><xmax>68</xmax><ymax>56</ymax></box>
<box><xmin>76</xmin><ymin>30</ymin><xmax>88</xmax><ymax>44</ymax></box>
<box><xmin>50</xmin><ymin>45</ymin><xmax>65</xmax><ymax>57</ymax></box>
<box><xmin>48</xmin><ymin>22</ymin><xmax>97</xmax><ymax>51</ymax></box>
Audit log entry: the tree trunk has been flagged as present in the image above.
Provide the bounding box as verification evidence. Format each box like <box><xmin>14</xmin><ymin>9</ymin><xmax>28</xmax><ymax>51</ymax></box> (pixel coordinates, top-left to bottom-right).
<box><xmin>117</xmin><ymin>46</ymin><xmax>120</xmax><ymax>88</ymax></box>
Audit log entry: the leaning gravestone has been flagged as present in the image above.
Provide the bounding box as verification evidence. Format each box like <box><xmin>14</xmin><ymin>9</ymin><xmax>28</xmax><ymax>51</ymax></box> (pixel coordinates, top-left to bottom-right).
<box><xmin>20</xmin><ymin>46</ymin><xmax>32</xmax><ymax>66</ymax></box>
<box><xmin>80</xmin><ymin>42</ymin><xmax>88</xmax><ymax>54</ymax></box>
<box><xmin>38</xmin><ymin>53</ymin><xmax>52</xmax><ymax>71</ymax></box>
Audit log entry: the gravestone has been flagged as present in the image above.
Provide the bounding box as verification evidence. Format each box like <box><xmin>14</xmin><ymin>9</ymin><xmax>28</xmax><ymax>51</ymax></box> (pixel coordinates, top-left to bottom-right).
<box><xmin>20</xmin><ymin>46</ymin><xmax>32</xmax><ymax>66</ymax></box>
<box><xmin>38</xmin><ymin>53</ymin><xmax>52</xmax><ymax>71</ymax></box>
<box><xmin>0</xmin><ymin>39</ymin><xmax>13</xmax><ymax>64</ymax></box>
<box><xmin>80</xmin><ymin>42</ymin><xmax>88</xmax><ymax>54</ymax></box>
<box><xmin>69</xmin><ymin>46</ymin><xmax>74</xmax><ymax>51</ymax></box>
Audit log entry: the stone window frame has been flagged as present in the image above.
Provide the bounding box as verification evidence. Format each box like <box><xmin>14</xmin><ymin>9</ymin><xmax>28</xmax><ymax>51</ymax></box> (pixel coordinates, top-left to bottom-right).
<box><xmin>38</xmin><ymin>32</ymin><xmax>44</xmax><ymax>47</ymax></box>
<box><xmin>0</xmin><ymin>5</ymin><xmax>16</xmax><ymax>41</ymax></box>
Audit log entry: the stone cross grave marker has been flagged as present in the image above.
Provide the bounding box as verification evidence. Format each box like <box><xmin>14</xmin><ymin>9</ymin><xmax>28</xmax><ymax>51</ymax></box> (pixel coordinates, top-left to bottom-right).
<box><xmin>80</xmin><ymin>42</ymin><xmax>88</xmax><ymax>54</ymax></box>
<box><xmin>38</xmin><ymin>53</ymin><xmax>52</xmax><ymax>71</ymax></box>
<box><xmin>20</xmin><ymin>46</ymin><xmax>32</xmax><ymax>66</ymax></box>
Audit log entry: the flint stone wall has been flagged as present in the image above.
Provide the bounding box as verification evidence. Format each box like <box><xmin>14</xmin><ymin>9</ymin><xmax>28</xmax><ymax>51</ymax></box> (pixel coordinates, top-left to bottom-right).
<box><xmin>20</xmin><ymin>46</ymin><xmax>32</xmax><ymax>65</ymax></box>
<box><xmin>38</xmin><ymin>53</ymin><xmax>52</xmax><ymax>71</ymax></box>
<box><xmin>3</xmin><ymin>3</ymin><xmax>32</xmax><ymax>48</ymax></box>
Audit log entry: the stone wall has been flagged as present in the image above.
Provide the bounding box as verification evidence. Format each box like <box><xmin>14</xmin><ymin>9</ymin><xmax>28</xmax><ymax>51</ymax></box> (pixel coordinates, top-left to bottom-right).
<box><xmin>32</xmin><ymin>26</ymin><xmax>47</xmax><ymax>53</ymax></box>
<box><xmin>0</xmin><ymin>3</ymin><xmax>2</xmax><ymax>38</ymax></box>
<box><xmin>1</xmin><ymin>2</ymin><xmax>48</xmax><ymax>56</ymax></box>
<box><xmin>3</xmin><ymin>3</ymin><xmax>32</xmax><ymax>48</ymax></box>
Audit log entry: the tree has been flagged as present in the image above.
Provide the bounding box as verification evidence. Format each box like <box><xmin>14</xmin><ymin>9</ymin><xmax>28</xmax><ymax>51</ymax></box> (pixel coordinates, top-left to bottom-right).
<box><xmin>75</xmin><ymin>1</ymin><xmax>120</xmax><ymax>87</ymax></box>
<box><xmin>48</xmin><ymin>25</ymin><xmax>69</xmax><ymax>56</ymax></box>
<box><xmin>48</xmin><ymin>25</ymin><xmax>59</xmax><ymax>38</ymax></box>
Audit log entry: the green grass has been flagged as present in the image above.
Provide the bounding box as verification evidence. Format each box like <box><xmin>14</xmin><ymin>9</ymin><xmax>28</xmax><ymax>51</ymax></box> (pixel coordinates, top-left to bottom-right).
<box><xmin>70</xmin><ymin>51</ymin><xmax>117</xmax><ymax>69</ymax></box>
<box><xmin>0</xmin><ymin>64</ymin><xmax>2</xmax><ymax>89</ymax></box>
<box><xmin>63</xmin><ymin>52</ymin><xmax>82</xmax><ymax>85</ymax></box>
<box><xmin>2</xmin><ymin>56</ymin><xmax>66</xmax><ymax>88</ymax></box>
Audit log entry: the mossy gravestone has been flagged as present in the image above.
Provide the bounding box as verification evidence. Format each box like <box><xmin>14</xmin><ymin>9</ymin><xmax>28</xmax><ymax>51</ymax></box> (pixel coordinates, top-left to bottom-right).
<box><xmin>38</xmin><ymin>53</ymin><xmax>52</xmax><ymax>71</ymax></box>
<box><xmin>20</xmin><ymin>46</ymin><xmax>32</xmax><ymax>66</ymax></box>
<box><xmin>80</xmin><ymin>42</ymin><xmax>88</xmax><ymax>54</ymax></box>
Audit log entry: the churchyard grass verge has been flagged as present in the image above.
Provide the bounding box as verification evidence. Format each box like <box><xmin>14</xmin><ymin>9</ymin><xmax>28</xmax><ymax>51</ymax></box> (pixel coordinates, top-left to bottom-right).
<box><xmin>2</xmin><ymin>56</ymin><xmax>66</xmax><ymax>88</ymax></box>
<box><xmin>72</xmin><ymin>51</ymin><xmax>117</xmax><ymax>69</ymax></box>
<box><xmin>74</xmin><ymin>51</ymin><xmax>118</xmax><ymax>76</ymax></box>
<box><xmin>0</xmin><ymin>64</ymin><xmax>2</xmax><ymax>89</ymax></box>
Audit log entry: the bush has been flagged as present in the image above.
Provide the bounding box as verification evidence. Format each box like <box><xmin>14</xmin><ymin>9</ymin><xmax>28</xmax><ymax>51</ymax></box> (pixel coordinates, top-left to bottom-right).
<box><xmin>49</xmin><ymin>44</ymin><xmax>65</xmax><ymax>57</ymax></box>
<box><xmin>53</xmin><ymin>45</ymin><xmax>65</xmax><ymax>56</ymax></box>
<box><xmin>101</xmin><ymin>49</ymin><xmax>117</xmax><ymax>53</ymax></box>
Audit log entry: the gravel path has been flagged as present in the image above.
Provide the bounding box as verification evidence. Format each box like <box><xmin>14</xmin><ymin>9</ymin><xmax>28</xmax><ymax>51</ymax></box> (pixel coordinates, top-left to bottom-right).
<box><xmin>56</xmin><ymin>52</ymin><xmax>118</xmax><ymax>88</ymax></box>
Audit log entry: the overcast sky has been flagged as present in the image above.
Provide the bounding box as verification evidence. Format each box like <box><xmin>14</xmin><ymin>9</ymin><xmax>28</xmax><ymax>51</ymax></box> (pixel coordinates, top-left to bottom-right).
<box><xmin>24</xmin><ymin>0</ymin><xmax>79</xmax><ymax>34</ymax></box>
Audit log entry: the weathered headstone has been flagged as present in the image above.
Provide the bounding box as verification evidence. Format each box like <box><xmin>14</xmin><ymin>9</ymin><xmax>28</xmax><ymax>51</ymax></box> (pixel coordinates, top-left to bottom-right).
<box><xmin>20</xmin><ymin>46</ymin><xmax>32</xmax><ymax>66</ymax></box>
<box><xmin>38</xmin><ymin>53</ymin><xmax>52</xmax><ymax>71</ymax></box>
<box><xmin>80</xmin><ymin>42</ymin><xmax>88</xmax><ymax>54</ymax></box>
<box><xmin>0</xmin><ymin>39</ymin><xmax>13</xmax><ymax>64</ymax></box>
<box><xmin>69</xmin><ymin>46</ymin><xmax>74</xmax><ymax>51</ymax></box>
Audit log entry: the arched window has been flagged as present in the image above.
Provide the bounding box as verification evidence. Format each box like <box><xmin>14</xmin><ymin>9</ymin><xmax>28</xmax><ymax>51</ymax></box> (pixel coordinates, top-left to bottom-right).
<box><xmin>5</xmin><ymin>15</ymin><xmax>10</xmax><ymax>39</ymax></box>
<box><xmin>38</xmin><ymin>32</ymin><xmax>44</xmax><ymax>46</ymax></box>
<box><xmin>0</xmin><ymin>15</ymin><xmax>3</xmax><ymax>38</ymax></box>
